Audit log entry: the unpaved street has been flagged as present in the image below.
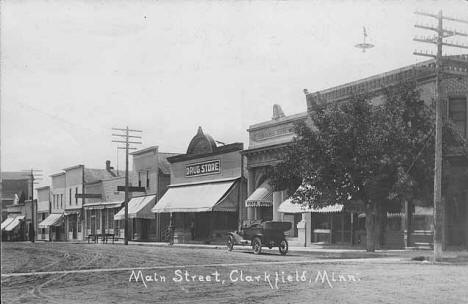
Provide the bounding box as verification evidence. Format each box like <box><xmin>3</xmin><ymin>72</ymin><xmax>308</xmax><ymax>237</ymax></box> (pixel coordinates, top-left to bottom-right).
<box><xmin>2</xmin><ymin>242</ymin><xmax>468</xmax><ymax>304</ymax></box>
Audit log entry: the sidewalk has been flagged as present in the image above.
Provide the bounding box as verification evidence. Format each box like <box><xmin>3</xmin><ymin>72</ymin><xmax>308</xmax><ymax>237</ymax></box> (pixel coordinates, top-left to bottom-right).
<box><xmin>125</xmin><ymin>240</ymin><xmax>430</xmax><ymax>259</ymax></box>
<box><xmin>61</xmin><ymin>239</ymin><xmax>468</xmax><ymax>261</ymax></box>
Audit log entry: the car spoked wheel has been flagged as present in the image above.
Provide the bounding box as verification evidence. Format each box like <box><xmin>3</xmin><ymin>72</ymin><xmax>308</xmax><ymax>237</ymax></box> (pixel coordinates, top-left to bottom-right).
<box><xmin>226</xmin><ymin>235</ymin><xmax>234</xmax><ymax>251</ymax></box>
<box><xmin>278</xmin><ymin>239</ymin><xmax>288</xmax><ymax>256</ymax></box>
<box><xmin>252</xmin><ymin>237</ymin><xmax>262</xmax><ymax>255</ymax></box>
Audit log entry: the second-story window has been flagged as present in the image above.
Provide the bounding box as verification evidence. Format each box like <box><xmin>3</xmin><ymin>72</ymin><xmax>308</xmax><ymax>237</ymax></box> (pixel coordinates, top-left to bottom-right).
<box><xmin>138</xmin><ymin>172</ymin><xmax>142</xmax><ymax>187</ymax></box>
<box><xmin>53</xmin><ymin>195</ymin><xmax>56</xmax><ymax>209</ymax></box>
<box><xmin>60</xmin><ymin>194</ymin><xmax>63</xmax><ymax>208</ymax></box>
<box><xmin>75</xmin><ymin>187</ymin><xmax>78</xmax><ymax>205</ymax></box>
<box><xmin>69</xmin><ymin>189</ymin><xmax>72</xmax><ymax>205</ymax></box>
<box><xmin>449</xmin><ymin>97</ymin><xmax>467</xmax><ymax>138</ymax></box>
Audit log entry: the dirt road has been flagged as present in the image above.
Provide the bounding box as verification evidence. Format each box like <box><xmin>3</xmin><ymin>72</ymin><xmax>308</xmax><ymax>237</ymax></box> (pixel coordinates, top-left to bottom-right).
<box><xmin>2</xmin><ymin>242</ymin><xmax>467</xmax><ymax>303</ymax></box>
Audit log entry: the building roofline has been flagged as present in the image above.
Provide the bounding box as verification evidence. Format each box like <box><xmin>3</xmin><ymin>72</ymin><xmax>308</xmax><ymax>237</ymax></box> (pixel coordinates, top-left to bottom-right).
<box><xmin>305</xmin><ymin>55</ymin><xmax>467</xmax><ymax>105</ymax></box>
<box><xmin>84</xmin><ymin>179</ymin><xmax>102</xmax><ymax>186</ymax></box>
<box><xmin>247</xmin><ymin>112</ymin><xmax>308</xmax><ymax>132</ymax></box>
<box><xmin>130</xmin><ymin>146</ymin><xmax>158</xmax><ymax>156</ymax></box>
<box><xmin>36</xmin><ymin>186</ymin><xmax>50</xmax><ymax>190</ymax></box>
<box><xmin>63</xmin><ymin>164</ymin><xmax>84</xmax><ymax>171</ymax></box>
<box><xmin>308</xmin><ymin>61</ymin><xmax>433</xmax><ymax>97</ymax></box>
<box><xmin>167</xmin><ymin>142</ymin><xmax>243</xmax><ymax>163</ymax></box>
<box><xmin>242</xmin><ymin>142</ymin><xmax>292</xmax><ymax>155</ymax></box>
<box><xmin>50</xmin><ymin>172</ymin><xmax>65</xmax><ymax>178</ymax></box>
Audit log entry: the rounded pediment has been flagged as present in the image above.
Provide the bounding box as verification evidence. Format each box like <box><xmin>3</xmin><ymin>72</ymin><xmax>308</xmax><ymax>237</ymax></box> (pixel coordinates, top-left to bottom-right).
<box><xmin>186</xmin><ymin>127</ymin><xmax>217</xmax><ymax>155</ymax></box>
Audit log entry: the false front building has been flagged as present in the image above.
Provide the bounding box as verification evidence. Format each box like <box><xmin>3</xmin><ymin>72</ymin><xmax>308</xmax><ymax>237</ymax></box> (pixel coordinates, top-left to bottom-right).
<box><xmin>152</xmin><ymin>127</ymin><xmax>247</xmax><ymax>244</ymax></box>
<box><xmin>113</xmin><ymin>146</ymin><xmax>176</xmax><ymax>241</ymax></box>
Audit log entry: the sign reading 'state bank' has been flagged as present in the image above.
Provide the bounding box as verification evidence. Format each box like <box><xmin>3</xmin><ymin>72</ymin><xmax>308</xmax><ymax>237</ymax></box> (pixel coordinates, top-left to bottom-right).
<box><xmin>185</xmin><ymin>160</ymin><xmax>221</xmax><ymax>177</ymax></box>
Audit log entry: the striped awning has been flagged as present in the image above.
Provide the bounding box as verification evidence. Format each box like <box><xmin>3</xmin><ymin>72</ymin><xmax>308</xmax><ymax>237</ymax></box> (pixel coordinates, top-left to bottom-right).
<box><xmin>1</xmin><ymin>217</ymin><xmax>16</xmax><ymax>230</ymax></box>
<box><xmin>114</xmin><ymin>195</ymin><xmax>156</xmax><ymax>220</ymax></box>
<box><xmin>245</xmin><ymin>180</ymin><xmax>273</xmax><ymax>207</ymax></box>
<box><xmin>3</xmin><ymin>215</ymin><xmax>25</xmax><ymax>232</ymax></box>
<box><xmin>279</xmin><ymin>198</ymin><xmax>343</xmax><ymax>214</ymax></box>
<box><xmin>38</xmin><ymin>213</ymin><xmax>64</xmax><ymax>228</ymax></box>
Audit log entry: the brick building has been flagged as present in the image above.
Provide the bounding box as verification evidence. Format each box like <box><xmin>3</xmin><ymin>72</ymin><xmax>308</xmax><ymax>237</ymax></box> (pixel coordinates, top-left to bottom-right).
<box><xmin>246</xmin><ymin>55</ymin><xmax>468</xmax><ymax>249</ymax></box>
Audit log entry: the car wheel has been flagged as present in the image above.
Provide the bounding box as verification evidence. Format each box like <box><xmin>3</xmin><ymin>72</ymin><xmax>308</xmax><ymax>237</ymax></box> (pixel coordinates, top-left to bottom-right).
<box><xmin>252</xmin><ymin>237</ymin><xmax>262</xmax><ymax>255</ymax></box>
<box><xmin>279</xmin><ymin>239</ymin><xmax>288</xmax><ymax>256</ymax></box>
<box><xmin>226</xmin><ymin>235</ymin><xmax>234</xmax><ymax>251</ymax></box>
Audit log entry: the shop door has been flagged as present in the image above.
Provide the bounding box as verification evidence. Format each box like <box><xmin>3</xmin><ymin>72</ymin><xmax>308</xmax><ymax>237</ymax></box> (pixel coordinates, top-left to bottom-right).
<box><xmin>447</xmin><ymin>192</ymin><xmax>467</xmax><ymax>247</ymax></box>
<box><xmin>72</xmin><ymin>215</ymin><xmax>78</xmax><ymax>239</ymax></box>
<box><xmin>196</xmin><ymin>213</ymin><xmax>211</xmax><ymax>239</ymax></box>
<box><xmin>101</xmin><ymin>211</ymin><xmax>106</xmax><ymax>235</ymax></box>
<box><xmin>91</xmin><ymin>215</ymin><xmax>96</xmax><ymax>235</ymax></box>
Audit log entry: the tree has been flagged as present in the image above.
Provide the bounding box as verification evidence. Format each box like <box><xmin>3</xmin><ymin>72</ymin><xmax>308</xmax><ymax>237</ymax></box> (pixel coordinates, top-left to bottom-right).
<box><xmin>269</xmin><ymin>81</ymin><xmax>465</xmax><ymax>252</ymax></box>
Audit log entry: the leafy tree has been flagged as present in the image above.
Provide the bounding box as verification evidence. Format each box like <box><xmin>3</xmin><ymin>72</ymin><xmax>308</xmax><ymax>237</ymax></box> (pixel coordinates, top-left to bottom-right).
<box><xmin>269</xmin><ymin>81</ymin><xmax>466</xmax><ymax>252</ymax></box>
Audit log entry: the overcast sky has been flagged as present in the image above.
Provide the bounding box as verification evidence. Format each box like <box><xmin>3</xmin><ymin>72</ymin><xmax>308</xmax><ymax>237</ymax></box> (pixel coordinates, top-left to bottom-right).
<box><xmin>2</xmin><ymin>0</ymin><xmax>468</xmax><ymax>187</ymax></box>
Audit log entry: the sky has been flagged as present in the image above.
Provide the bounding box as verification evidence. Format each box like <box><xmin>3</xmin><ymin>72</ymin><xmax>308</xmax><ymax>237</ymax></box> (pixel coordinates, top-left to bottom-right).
<box><xmin>1</xmin><ymin>0</ymin><xmax>468</xmax><ymax>187</ymax></box>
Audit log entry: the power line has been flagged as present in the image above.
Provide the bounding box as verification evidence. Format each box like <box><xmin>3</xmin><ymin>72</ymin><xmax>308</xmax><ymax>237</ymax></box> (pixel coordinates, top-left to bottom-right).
<box><xmin>111</xmin><ymin>127</ymin><xmax>143</xmax><ymax>245</ymax></box>
<box><xmin>413</xmin><ymin>9</ymin><xmax>468</xmax><ymax>261</ymax></box>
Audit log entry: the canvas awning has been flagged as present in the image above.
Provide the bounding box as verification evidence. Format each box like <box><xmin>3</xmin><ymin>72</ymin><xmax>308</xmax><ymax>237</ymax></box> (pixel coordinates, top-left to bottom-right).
<box><xmin>152</xmin><ymin>179</ymin><xmax>239</xmax><ymax>213</ymax></box>
<box><xmin>279</xmin><ymin>198</ymin><xmax>343</xmax><ymax>214</ymax></box>
<box><xmin>245</xmin><ymin>180</ymin><xmax>273</xmax><ymax>207</ymax></box>
<box><xmin>3</xmin><ymin>215</ymin><xmax>25</xmax><ymax>232</ymax></box>
<box><xmin>114</xmin><ymin>195</ymin><xmax>156</xmax><ymax>220</ymax></box>
<box><xmin>1</xmin><ymin>217</ymin><xmax>15</xmax><ymax>231</ymax></box>
<box><xmin>84</xmin><ymin>201</ymin><xmax>123</xmax><ymax>210</ymax></box>
<box><xmin>38</xmin><ymin>213</ymin><xmax>64</xmax><ymax>228</ymax></box>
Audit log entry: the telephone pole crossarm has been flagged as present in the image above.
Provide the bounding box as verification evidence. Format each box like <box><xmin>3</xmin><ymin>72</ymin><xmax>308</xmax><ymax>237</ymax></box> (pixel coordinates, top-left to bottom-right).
<box><xmin>414</xmin><ymin>9</ymin><xmax>468</xmax><ymax>261</ymax></box>
<box><xmin>111</xmin><ymin>126</ymin><xmax>143</xmax><ymax>245</ymax></box>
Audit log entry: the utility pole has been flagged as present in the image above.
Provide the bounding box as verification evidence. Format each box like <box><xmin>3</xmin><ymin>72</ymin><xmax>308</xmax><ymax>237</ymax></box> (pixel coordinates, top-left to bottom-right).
<box><xmin>112</xmin><ymin>127</ymin><xmax>142</xmax><ymax>245</ymax></box>
<box><xmin>414</xmin><ymin>10</ymin><xmax>468</xmax><ymax>261</ymax></box>
<box><xmin>22</xmin><ymin>169</ymin><xmax>42</xmax><ymax>243</ymax></box>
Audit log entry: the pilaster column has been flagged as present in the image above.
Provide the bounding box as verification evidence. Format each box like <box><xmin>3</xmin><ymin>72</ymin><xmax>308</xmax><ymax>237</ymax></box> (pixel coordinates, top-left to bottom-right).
<box><xmin>247</xmin><ymin>169</ymin><xmax>255</xmax><ymax>220</ymax></box>
<box><xmin>272</xmin><ymin>191</ymin><xmax>282</xmax><ymax>221</ymax></box>
<box><xmin>297</xmin><ymin>212</ymin><xmax>312</xmax><ymax>247</ymax></box>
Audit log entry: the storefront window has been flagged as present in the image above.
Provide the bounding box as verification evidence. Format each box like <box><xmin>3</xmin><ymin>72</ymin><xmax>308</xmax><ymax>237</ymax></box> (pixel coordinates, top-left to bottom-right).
<box><xmin>77</xmin><ymin>214</ymin><xmax>82</xmax><ymax>232</ymax></box>
<box><xmin>146</xmin><ymin>170</ymin><xmax>150</xmax><ymax>188</ymax></box>
<box><xmin>449</xmin><ymin>97</ymin><xmax>467</xmax><ymax>137</ymax></box>
<box><xmin>102</xmin><ymin>210</ymin><xmax>106</xmax><ymax>231</ymax></box>
<box><xmin>108</xmin><ymin>209</ymin><xmax>114</xmax><ymax>229</ymax></box>
<box><xmin>86</xmin><ymin>210</ymin><xmax>91</xmax><ymax>230</ymax></box>
<box><xmin>96</xmin><ymin>210</ymin><xmax>100</xmax><ymax>229</ymax></box>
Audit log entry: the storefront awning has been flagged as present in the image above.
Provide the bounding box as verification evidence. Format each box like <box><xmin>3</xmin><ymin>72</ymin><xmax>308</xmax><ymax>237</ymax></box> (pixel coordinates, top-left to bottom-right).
<box><xmin>245</xmin><ymin>180</ymin><xmax>273</xmax><ymax>207</ymax></box>
<box><xmin>114</xmin><ymin>195</ymin><xmax>156</xmax><ymax>220</ymax></box>
<box><xmin>38</xmin><ymin>213</ymin><xmax>64</xmax><ymax>228</ymax></box>
<box><xmin>84</xmin><ymin>201</ymin><xmax>123</xmax><ymax>210</ymax></box>
<box><xmin>1</xmin><ymin>217</ymin><xmax>16</xmax><ymax>231</ymax></box>
<box><xmin>279</xmin><ymin>198</ymin><xmax>343</xmax><ymax>214</ymax></box>
<box><xmin>152</xmin><ymin>179</ymin><xmax>239</xmax><ymax>213</ymax></box>
<box><xmin>3</xmin><ymin>215</ymin><xmax>25</xmax><ymax>232</ymax></box>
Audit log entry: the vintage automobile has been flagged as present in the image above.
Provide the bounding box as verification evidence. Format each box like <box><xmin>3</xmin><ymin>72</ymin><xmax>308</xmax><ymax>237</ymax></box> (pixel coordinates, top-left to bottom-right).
<box><xmin>226</xmin><ymin>220</ymin><xmax>292</xmax><ymax>255</ymax></box>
